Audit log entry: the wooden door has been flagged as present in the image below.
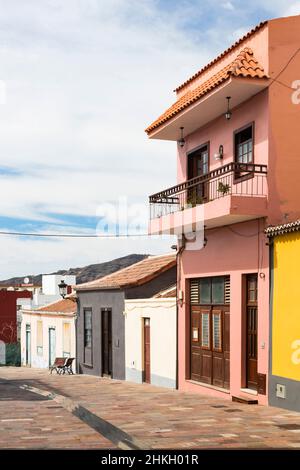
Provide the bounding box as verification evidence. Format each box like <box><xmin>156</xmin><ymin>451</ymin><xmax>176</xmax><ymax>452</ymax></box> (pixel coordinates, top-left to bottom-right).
<box><xmin>187</xmin><ymin>145</ymin><xmax>209</xmax><ymax>204</ymax></box>
<box><xmin>143</xmin><ymin>318</ymin><xmax>151</xmax><ymax>383</ymax></box>
<box><xmin>26</xmin><ymin>324</ymin><xmax>31</xmax><ymax>366</ymax></box>
<box><xmin>101</xmin><ymin>309</ymin><xmax>112</xmax><ymax>376</ymax></box>
<box><xmin>48</xmin><ymin>327</ymin><xmax>56</xmax><ymax>367</ymax></box>
<box><xmin>246</xmin><ymin>275</ymin><xmax>258</xmax><ymax>390</ymax></box>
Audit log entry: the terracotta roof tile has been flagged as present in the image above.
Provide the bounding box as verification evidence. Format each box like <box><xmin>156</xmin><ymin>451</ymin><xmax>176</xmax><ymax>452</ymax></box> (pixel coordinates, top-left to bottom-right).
<box><xmin>26</xmin><ymin>298</ymin><xmax>77</xmax><ymax>315</ymax></box>
<box><xmin>174</xmin><ymin>21</ymin><xmax>268</xmax><ymax>92</ymax></box>
<box><xmin>146</xmin><ymin>48</ymin><xmax>268</xmax><ymax>135</ymax></box>
<box><xmin>153</xmin><ymin>284</ymin><xmax>177</xmax><ymax>298</ymax></box>
<box><xmin>265</xmin><ymin>220</ymin><xmax>300</xmax><ymax>237</ymax></box>
<box><xmin>76</xmin><ymin>254</ymin><xmax>176</xmax><ymax>291</ymax></box>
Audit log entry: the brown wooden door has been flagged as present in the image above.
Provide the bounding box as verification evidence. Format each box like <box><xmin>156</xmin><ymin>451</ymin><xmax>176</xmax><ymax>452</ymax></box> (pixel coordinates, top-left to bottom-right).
<box><xmin>246</xmin><ymin>275</ymin><xmax>258</xmax><ymax>390</ymax></box>
<box><xmin>101</xmin><ymin>309</ymin><xmax>112</xmax><ymax>376</ymax></box>
<box><xmin>187</xmin><ymin>145</ymin><xmax>209</xmax><ymax>204</ymax></box>
<box><xmin>143</xmin><ymin>318</ymin><xmax>151</xmax><ymax>383</ymax></box>
<box><xmin>191</xmin><ymin>305</ymin><xmax>230</xmax><ymax>389</ymax></box>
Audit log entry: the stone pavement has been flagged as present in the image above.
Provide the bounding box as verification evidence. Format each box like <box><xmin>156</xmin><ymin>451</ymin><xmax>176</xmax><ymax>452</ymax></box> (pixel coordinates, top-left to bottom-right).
<box><xmin>1</xmin><ymin>367</ymin><xmax>300</xmax><ymax>449</ymax></box>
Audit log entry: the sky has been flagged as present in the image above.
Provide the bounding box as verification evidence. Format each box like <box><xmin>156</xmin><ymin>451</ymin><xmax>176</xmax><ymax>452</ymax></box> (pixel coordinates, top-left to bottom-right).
<box><xmin>0</xmin><ymin>0</ymin><xmax>300</xmax><ymax>279</ymax></box>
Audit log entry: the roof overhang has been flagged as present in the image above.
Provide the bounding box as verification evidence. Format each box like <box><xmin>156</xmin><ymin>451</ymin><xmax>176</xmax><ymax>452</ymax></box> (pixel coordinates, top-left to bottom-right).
<box><xmin>148</xmin><ymin>76</ymin><xmax>269</xmax><ymax>141</ymax></box>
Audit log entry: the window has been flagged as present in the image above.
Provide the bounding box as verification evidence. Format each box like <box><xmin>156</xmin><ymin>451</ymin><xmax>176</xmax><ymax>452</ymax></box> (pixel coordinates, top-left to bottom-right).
<box><xmin>201</xmin><ymin>313</ymin><xmax>210</xmax><ymax>348</ymax></box>
<box><xmin>84</xmin><ymin>310</ymin><xmax>92</xmax><ymax>348</ymax></box>
<box><xmin>198</xmin><ymin>276</ymin><xmax>229</xmax><ymax>305</ymax></box>
<box><xmin>36</xmin><ymin>320</ymin><xmax>43</xmax><ymax>355</ymax></box>
<box><xmin>63</xmin><ymin>322</ymin><xmax>71</xmax><ymax>358</ymax></box>
<box><xmin>212</xmin><ymin>312</ymin><xmax>222</xmax><ymax>351</ymax></box>
<box><xmin>235</xmin><ymin>124</ymin><xmax>253</xmax><ymax>164</ymax></box>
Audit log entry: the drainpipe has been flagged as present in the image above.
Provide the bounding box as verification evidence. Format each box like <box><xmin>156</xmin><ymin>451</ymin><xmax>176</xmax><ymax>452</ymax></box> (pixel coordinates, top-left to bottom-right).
<box><xmin>175</xmin><ymin>236</ymin><xmax>186</xmax><ymax>390</ymax></box>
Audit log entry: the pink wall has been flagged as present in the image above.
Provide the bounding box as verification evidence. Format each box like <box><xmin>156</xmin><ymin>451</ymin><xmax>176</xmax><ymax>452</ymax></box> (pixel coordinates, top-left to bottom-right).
<box><xmin>178</xmin><ymin>219</ymin><xmax>269</xmax><ymax>404</ymax></box>
<box><xmin>267</xmin><ymin>15</ymin><xmax>300</xmax><ymax>225</ymax></box>
<box><xmin>177</xmin><ymin>89</ymin><xmax>269</xmax><ymax>183</ymax></box>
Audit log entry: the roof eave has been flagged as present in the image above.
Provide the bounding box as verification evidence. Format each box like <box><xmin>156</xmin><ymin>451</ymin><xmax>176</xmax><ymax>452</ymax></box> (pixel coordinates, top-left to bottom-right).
<box><xmin>146</xmin><ymin>76</ymin><xmax>269</xmax><ymax>141</ymax></box>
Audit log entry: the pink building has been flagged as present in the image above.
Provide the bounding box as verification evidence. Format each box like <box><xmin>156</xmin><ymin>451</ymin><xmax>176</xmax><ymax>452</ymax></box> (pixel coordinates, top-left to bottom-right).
<box><xmin>146</xmin><ymin>15</ymin><xmax>300</xmax><ymax>404</ymax></box>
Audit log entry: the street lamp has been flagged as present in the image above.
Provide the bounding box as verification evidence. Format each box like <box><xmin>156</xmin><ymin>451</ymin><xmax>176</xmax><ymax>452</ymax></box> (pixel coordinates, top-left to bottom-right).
<box><xmin>58</xmin><ymin>280</ymin><xmax>68</xmax><ymax>299</ymax></box>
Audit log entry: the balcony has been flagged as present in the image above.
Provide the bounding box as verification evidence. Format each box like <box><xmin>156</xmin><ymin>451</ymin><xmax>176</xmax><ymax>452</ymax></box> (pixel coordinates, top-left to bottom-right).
<box><xmin>149</xmin><ymin>162</ymin><xmax>268</xmax><ymax>235</ymax></box>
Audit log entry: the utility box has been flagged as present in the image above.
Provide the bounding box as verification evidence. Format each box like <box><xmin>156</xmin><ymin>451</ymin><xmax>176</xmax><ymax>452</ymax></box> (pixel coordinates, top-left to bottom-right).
<box><xmin>276</xmin><ymin>383</ymin><xmax>286</xmax><ymax>399</ymax></box>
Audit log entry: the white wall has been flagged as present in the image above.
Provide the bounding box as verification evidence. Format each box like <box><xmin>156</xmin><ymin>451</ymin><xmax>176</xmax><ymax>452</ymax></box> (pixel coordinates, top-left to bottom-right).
<box><xmin>42</xmin><ymin>275</ymin><xmax>76</xmax><ymax>296</ymax></box>
<box><xmin>125</xmin><ymin>298</ymin><xmax>177</xmax><ymax>389</ymax></box>
<box><xmin>20</xmin><ymin>312</ymin><xmax>76</xmax><ymax>371</ymax></box>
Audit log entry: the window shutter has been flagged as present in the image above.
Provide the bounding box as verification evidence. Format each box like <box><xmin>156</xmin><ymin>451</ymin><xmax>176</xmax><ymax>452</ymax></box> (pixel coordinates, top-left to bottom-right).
<box><xmin>190</xmin><ymin>279</ymin><xmax>199</xmax><ymax>304</ymax></box>
<box><xmin>224</xmin><ymin>276</ymin><xmax>230</xmax><ymax>304</ymax></box>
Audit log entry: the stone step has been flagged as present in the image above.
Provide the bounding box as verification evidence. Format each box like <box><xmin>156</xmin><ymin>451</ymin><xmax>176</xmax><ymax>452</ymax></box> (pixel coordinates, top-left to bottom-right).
<box><xmin>232</xmin><ymin>395</ymin><xmax>258</xmax><ymax>405</ymax></box>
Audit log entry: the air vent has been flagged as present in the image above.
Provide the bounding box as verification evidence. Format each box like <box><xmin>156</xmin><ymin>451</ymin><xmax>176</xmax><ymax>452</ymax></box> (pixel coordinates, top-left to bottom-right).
<box><xmin>225</xmin><ymin>276</ymin><xmax>230</xmax><ymax>304</ymax></box>
<box><xmin>190</xmin><ymin>279</ymin><xmax>199</xmax><ymax>304</ymax></box>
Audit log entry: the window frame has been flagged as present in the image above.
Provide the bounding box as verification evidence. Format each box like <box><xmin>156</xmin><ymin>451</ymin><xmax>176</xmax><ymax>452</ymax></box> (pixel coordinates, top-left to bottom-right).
<box><xmin>233</xmin><ymin>122</ymin><xmax>255</xmax><ymax>183</ymax></box>
<box><xmin>83</xmin><ymin>308</ymin><xmax>93</xmax><ymax>349</ymax></box>
<box><xmin>212</xmin><ymin>310</ymin><xmax>223</xmax><ymax>353</ymax></box>
<box><xmin>200</xmin><ymin>311</ymin><xmax>211</xmax><ymax>350</ymax></box>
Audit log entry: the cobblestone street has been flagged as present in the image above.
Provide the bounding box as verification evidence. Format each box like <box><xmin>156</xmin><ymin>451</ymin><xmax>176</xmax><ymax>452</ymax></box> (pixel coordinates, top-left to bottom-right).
<box><xmin>1</xmin><ymin>367</ymin><xmax>300</xmax><ymax>449</ymax></box>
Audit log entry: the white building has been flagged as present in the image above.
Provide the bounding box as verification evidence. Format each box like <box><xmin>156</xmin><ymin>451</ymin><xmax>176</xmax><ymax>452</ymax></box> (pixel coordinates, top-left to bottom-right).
<box><xmin>20</xmin><ymin>297</ymin><xmax>77</xmax><ymax>371</ymax></box>
<box><xmin>125</xmin><ymin>285</ymin><xmax>177</xmax><ymax>389</ymax></box>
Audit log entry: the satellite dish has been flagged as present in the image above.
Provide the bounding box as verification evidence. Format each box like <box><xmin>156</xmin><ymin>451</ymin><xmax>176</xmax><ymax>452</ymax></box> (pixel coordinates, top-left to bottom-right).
<box><xmin>23</xmin><ymin>277</ymin><xmax>30</xmax><ymax>284</ymax></box>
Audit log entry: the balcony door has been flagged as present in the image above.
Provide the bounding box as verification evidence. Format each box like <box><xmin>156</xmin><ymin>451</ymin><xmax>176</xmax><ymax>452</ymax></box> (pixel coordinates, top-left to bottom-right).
<box><xmin>187</xmin><ymin>144</ymin><xmax>209</xmax><ymax>205</ymax></box>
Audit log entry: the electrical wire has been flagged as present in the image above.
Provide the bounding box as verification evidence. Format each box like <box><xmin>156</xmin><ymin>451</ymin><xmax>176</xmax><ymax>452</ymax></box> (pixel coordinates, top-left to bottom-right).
<box><xmin>0</xmin><ymin>230</ymin><xmax>151</xmax><ymax>238</ymax></box>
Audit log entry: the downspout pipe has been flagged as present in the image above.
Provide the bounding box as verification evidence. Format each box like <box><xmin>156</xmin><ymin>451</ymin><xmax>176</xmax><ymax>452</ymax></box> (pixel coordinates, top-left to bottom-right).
<box><xmin>175</xmin><ymin>236</ymin><xmax>186</xmax><ymax>390</ymax></box>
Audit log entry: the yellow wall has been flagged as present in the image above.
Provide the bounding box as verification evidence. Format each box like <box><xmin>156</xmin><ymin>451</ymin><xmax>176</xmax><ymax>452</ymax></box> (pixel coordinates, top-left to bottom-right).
<box><xmin>272</xmin><ymin>231</ymin><xmax>300</xmax><ymax>380</ymax></box>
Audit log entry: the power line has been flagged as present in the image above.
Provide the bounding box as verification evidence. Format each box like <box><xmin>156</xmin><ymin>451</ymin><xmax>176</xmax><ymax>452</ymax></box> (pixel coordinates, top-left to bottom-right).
<box><xmin>0</xmin><ymin>230</ymin><xmax>151</xmax><ymax>238</ymax></box>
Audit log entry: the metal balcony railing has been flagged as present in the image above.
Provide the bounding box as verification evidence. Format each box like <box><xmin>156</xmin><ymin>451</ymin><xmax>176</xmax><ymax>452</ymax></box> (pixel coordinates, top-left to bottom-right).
<box><xmin>149</xmin><ymin>162</ymin><xmax>267</xmax><ymax>220</ymax></box>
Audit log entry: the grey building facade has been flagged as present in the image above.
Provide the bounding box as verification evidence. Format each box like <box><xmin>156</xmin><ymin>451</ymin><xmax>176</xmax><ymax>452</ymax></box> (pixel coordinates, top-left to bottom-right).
<box><xmin>76</xmin><ymin>256</ymin><xmax>176</xmax><ymax>380</ymax></box>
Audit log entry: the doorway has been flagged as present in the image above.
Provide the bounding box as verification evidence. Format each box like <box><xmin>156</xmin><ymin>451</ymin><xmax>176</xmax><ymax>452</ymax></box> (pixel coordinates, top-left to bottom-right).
<box><xmin>25</xmin><ymin>324</ymin><xmax>31</xmax><ymax>366</ymax></box>
<box><xmin>187</xmin><ymin>144</ymin><xmax>209</xmax><ymax>205</ymax></box>
<box><xmin>246</xmin><ymin>274</ymin><xmax>258</xmax><ymax>390</ymax></box>
<box><xmin>101</xmin><ymin>308</ymin><xmax>112</xmax><ymax>376</ymax></box>
<box><xmin>143</xmin><ymin>318</ymin><xmax>151</xmax><ymax>383</ymax></box>
<box><xmin>48</xmin><ymin>327</ymin><xmax>56</xmax><ymax>367</ymax></box>
<box><xmin>190</xmin><ymin>276</ymin><xmax>230</xmax><ymax>389</ymax></box>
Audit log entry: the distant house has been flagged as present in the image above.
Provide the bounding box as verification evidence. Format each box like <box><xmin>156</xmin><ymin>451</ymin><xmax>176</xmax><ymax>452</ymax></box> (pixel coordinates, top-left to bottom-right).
<box><xmin>20</xmin><ymin>297</ymin><xmax>77</xmax><ymax>369</ymax></box>
<box><xmin>125</xmin><ymin>285</ymin><xmax>177</xmax><ymax>389</ymax></box>
<box><xmin>75</xmin><ymin>254</ymin><xmax>176</xmax><ymax>380</ymax></box>
<box><xmin>0</xmin><ymin>290</ymin><xmax>32</xmax><ymax>345</ymax></box>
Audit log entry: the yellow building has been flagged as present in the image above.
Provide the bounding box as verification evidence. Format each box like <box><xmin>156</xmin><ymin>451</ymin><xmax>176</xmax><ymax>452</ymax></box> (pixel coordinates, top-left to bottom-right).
<box><xmin>266</xmin><ymin>221</ymin><xmax>300</xmax><ymax>411</ymax></box>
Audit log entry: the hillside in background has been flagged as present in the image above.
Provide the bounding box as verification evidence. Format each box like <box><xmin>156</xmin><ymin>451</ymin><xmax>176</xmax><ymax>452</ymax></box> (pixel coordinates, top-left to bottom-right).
<box><xmin>0</xmin><ymin>254</ymin><xmax>149</xmax><ymax>286</ymax></box>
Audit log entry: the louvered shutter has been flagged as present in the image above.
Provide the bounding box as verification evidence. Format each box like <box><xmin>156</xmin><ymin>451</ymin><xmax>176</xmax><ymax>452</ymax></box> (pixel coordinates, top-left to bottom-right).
<box><xmin>224</xmin><ymin>276</ymin><xmax>230</xmax><ymax>304</ymax></box>
<box><xmin>190</xmin><ymin>279</ymin><xmax>199</xmax><ymax>304</ymax></box>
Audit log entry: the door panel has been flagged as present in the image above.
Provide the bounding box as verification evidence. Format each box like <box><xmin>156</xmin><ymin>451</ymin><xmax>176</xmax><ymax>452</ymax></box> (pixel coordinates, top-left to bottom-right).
<box><xmin>246</xmin><ymin>275</ymin><xmax>258</xmax><ymax>390</ymax></box>
<box><xmin>223</xmin><ymin>310</ymin><xmax>230</xmax><ymax>389</ymax></box>
<box><xmin>143</xmin><ymin>318</ymin><xmax>151</xmax><ymax>383</ymax></box>
<box><xmin>102</xmin><ymin>309</ymin><xmax>112</xmax><ymax>376</ymax></box>
<box><xmin>48</xmin><ymin>328</ymin><xmax>56</xmax><ymax>367</ymax></box>
<box><xmin>190</xmin><ymin>298</ymin><xmax>230</xmax><ymax>389</ymax></box>
<box><xmin>26</xmin><ymin>325</ymin><xmax>31</xmax><ymax>366</ymax></box>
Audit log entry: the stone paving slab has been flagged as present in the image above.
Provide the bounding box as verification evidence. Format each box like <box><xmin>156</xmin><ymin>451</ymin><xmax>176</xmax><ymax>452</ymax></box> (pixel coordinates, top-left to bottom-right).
<box><xmin>1</xmin><ymin>367</ymin><xmax>300</xmax><ymax>449</ymax></box>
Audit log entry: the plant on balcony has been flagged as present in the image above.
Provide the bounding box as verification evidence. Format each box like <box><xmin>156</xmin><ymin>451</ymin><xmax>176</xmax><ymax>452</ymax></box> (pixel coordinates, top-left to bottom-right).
<box><xmin>217</xmin><ymin>181</ymin><xmax>231</xmax><ymax>196</ymax></box>
<box><xmin>186</xmin><ymin>193</ymin><xmax>203</xmax><ymax>207</ymax></box>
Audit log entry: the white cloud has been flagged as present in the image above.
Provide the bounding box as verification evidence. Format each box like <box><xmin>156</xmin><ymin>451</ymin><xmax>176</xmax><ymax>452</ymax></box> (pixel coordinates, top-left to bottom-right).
<box><xmin>0</xmin><ymin>0</ymin><xmax>299</xmax><ymax>277</ymax></box>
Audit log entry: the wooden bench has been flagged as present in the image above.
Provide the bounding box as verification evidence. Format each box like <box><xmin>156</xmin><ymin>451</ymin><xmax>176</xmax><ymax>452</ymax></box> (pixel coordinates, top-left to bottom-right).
<box><xmin>49</xmin><ymin>357</ymin><xmax>75</xmax><ymax>375</ymax></box>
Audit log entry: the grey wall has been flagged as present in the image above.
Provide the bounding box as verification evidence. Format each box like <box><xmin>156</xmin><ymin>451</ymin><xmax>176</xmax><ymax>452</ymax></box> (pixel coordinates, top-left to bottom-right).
<box><xmin>76</xmin><ymin>265</ymin><xmax>176</xmax><ymax>381</ymax></box>
<box><xmin>269</xmin><ymin>375</ymin><xmax>300</xmax><ymax>411</ymax></box>
<box><xmin>77</xmin><ymin>289</ymin><xmax>125</xmax><ymax>380</ymax></box>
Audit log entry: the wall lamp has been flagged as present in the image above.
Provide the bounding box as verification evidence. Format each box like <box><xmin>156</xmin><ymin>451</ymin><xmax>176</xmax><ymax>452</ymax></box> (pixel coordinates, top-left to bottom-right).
<box><xmin>214</xmin><ymin>144</ymin><xmax>224</xmax><ymax>161</ymax></box>
<box><xmin>225</xmin><ymin>96</ymin><xmax>232</xmax><ymax>120</ymax></box>
<box><xmin>177</xmin><ymin>127</ymin><xmax>185</xmax><ymax>148</ymax></box>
